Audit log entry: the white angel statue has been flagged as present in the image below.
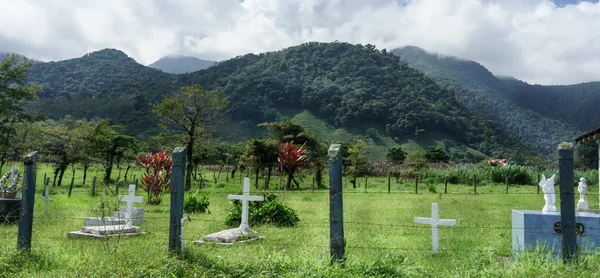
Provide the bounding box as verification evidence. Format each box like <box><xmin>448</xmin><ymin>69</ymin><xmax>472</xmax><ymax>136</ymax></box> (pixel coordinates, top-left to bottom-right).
<box><xmin>539</xmin><ymin>174</ymin><xmax>557</xmax><ymax>212</ymax></box>
<box><xmin>577</xmin><ymin>177</ymin><xmax>589</xmax><ymax>210</ymax></box>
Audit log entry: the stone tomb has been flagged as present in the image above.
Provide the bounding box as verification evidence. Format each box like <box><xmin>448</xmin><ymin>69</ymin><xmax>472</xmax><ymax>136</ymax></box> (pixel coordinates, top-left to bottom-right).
<box><xmin>83</xmin><ymin>185</ymin><xmax>146</xmax><ymax>226</ymax></box>
<box><xmin>512</xmin><ymin>210</ymin><xmax>600</xmax><ymax>254</ymax></box>
<box><xmin>196</xmin><ymin>178</ymin><xmax>264</xmax><ymax>245</ymax></box>
<box><xmin>69</xmin><ymin>184</ymin><xmax>145</xmax><ymax>238</ymax></box>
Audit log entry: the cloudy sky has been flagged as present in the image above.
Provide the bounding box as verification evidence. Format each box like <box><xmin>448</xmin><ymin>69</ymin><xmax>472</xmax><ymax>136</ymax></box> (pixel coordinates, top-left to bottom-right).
<box><xmin>0</xmin><ymin>0</ymin><xmax>598</xmax><ymax>85</ymax></box>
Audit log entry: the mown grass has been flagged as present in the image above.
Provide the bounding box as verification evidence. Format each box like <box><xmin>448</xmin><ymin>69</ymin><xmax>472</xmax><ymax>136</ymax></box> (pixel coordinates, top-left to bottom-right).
<box><xmin>1</xmin><ymin>163</ymin><xmax>600</xmax><ymax>277</ymax></box>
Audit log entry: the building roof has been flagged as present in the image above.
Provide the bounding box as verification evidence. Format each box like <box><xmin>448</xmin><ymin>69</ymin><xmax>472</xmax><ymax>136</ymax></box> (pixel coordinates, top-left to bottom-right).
<box><xmin>575</xmin><ymin>127</ymin><xmax>600</xmax><ymax>144</ymax></box>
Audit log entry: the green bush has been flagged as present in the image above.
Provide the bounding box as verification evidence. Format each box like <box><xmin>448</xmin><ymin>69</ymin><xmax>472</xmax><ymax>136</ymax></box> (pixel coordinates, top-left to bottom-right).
<box><xmin>226</xmin><ymin>193</ymin><xmax>300</xmax><ymax>227</ymax></box>
<box><xmin>489</xmin><ymin>165</ymin><xmax>533</xmax><ymax>185</ymax></box>
<box><xmin>184</xmin><ymin>192</ymin><xmax>211</xmax><ymax>214</ymax></box>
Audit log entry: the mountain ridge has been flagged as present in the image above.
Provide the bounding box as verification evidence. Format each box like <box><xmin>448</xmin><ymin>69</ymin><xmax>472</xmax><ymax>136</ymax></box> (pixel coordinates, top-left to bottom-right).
<box><xmin>24</xmin><ymin>43</ymin><xmax>532</xmax><ymax>161</ymax></box>
<box><xmin>391</xmin><ymin>45</ymin><xmax>583</xmax><ymax>158</ymax></box>
<box><xmin>148</xmin><ymin>55</ymin><xmax>216</xmax><ymax>74</ymax></box>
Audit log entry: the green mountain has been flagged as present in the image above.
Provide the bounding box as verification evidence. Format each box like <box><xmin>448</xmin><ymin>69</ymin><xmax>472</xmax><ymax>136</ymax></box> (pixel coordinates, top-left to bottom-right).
<box><xmin>26</xmin><ymin>49</ymin><xmax>179</xmax><ymax>137</ymax></box>
<box><xmin>391</xmin><ymin>46</ymin><xmax>581</xmax><ymax>158</ymax></box>
<box><xmin>501</xmin><ymin>78</ymin><xmax>600</xmax><ymax>133</ymax></box>
<box><xmin>148</xmin><ymin>55</ymin><xmax>216</xmax><ymax>74</ymax></box>
<box><xmin>25</xmin><ymin>43</ymin><xmax>532</xmax><ymax>161</ymax></box>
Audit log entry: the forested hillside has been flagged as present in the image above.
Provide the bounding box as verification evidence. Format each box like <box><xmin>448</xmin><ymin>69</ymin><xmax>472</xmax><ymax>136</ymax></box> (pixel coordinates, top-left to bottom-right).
<box><xmin>24</xmin><ymin>43</ymin><xmax>532</xmax><ymax>160</ymax></box>
<box><xmin>501</xmin><ymin>78</ymin><xmax>600</xmax><ymax>133</ymax></box>
<box><xmin>392</xmin><ymin>46</ymin><xmax>581</xmax><ymax>158</ymax></box>
<box><xmin>26</xmin><ymin>49</ymin><xmax>179</xmax><ymax>137</ymax></box>
<box><xmin>179</xmin><ymin>42</ymin><xmax>531</xmax><ymax>160</ymax></box>
<box><xmin>148</xmin><ymin>55</ymin><xmax>216</xmax><ymax>74</ymax></box>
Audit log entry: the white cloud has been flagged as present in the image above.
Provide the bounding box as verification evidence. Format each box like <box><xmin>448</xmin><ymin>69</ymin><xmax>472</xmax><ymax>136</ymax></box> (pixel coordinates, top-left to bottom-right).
<box><xmin>0</xmin><ymin>0</ymin><xmax>598</xmax><ymax>84</ymax></box>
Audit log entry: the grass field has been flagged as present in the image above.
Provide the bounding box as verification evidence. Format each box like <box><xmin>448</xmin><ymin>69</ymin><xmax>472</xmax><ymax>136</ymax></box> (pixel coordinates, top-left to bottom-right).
<box><xmin>1</xmin><ymin>163</ymin><xmax>600</xmax><ymax>277</ymax></box>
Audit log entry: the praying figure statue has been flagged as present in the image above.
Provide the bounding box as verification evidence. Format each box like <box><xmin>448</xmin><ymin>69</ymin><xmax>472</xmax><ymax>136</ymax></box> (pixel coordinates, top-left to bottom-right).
<box><xmin>577</xmin><ymin>177</ymin><xmax>589</xmax><ymax>210</ymax></box>
<box><xmin>539</xmin><ymin>174</ymin><xmax>557</xmax><ymax>212</ymax></box>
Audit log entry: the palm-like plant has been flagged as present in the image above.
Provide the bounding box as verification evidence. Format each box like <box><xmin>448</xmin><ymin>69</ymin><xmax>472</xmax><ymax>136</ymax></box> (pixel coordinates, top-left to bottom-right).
<box><xmin>137</xmin><ymin>152</ymin><xmax>172</xmax><ymax>205</ymax></box>
<box><xmin>278</xmin><ymin>141</ymin><xmax>309</xmax><ymax>189</ymax></box>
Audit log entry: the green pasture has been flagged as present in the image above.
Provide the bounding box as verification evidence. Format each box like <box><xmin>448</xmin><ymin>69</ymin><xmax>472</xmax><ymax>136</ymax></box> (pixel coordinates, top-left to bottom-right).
<box><xmin>1</xmin><ymin>163</ymin><xmax>600</xmax><ymax>277</ymax></box>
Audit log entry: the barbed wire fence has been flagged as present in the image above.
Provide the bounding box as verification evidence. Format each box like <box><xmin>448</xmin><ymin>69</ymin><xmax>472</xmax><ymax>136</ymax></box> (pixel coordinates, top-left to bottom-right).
<box><xmin>2</xmin><ymin>154</ymin><xmax>598</xmax><ymax>263</ymax></box>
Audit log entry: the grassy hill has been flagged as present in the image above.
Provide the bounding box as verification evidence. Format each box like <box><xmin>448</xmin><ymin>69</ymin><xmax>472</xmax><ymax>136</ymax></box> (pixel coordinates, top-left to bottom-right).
<box><xmin>148</xmin><ymin>55</ymin><xmax>216</xmax><ymax>74</ymax></box>
<box><xmin>392</xmin><ymin>46</ymin><xmax>582</xmax><ymax>158</ymax></box>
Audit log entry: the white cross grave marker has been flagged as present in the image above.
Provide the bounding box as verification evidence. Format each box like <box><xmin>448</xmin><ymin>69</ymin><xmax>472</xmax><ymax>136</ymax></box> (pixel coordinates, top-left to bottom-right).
<box><xmin>118</xmin><ymin>184</ymin><xmax>143</xmax><ymax>228</ymax></box>
<box><xmin>414</xmin><ymin>203</ymin><xmax>457</xmax><ymax>253</ymax></box>
<box><xmin>41</xmin><ymin>178</ymin><xmax>52</xmax><ymax>213</ymax></box>
<box><xmin>228</xmin><ymin>178</ymin><xmax>264</xmax><ymax>230</ymax></box>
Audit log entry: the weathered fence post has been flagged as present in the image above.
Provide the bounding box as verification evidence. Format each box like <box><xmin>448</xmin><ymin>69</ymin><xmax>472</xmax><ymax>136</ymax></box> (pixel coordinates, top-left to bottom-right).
<box><xmin>68</xmin><ymin>175</ymin><xmax>75</xmax><ymax>198</ymax></box>
<box><xmin>328</xmin><ymin>144</ymin><xmax>345</xmax><ymax>265</ymax></box>
<box><xmin>387</xmin><ymin>173</ymin><xmax>391</xmax><ymax>194</ymax></box>
<box><xmin>444</xmin><ymin>176</ymin><xmax>448</xmax><ymax>194</ymax></box>
<box><xmin>505</xmin><ymin>176</ymin><xmax>509</xmax><ymax>194</ymax></box>
<box><xmin>559</xmin><ymin>145</ymin><xmax>577</xmax><ymax>263</ymax></box>
<box><xmin>473</xmin><ymin>175</ymin><xmax>477</xmax><ymax>195</ymax></box>
<box><xmin>169</xmin><ymin>147</ymin><xmax>186</xmax><ymax>255</ymax></box>
<box><xmin>115</xmin><ymin>177</ymin><xmax>120</xmax><ymax>195</ymax></box>
<box><xmin>365</xmin><ymin>176</ymin><xmax>368</xmax><ymax>192</ymax></box>
<box><xmin>17</xmin><ymin>151</ymin><xmax>38</xmax><ymax>252</ymax></box>
<box><xmin>415</xmin><ymin>174</ymin><xmax>419</xmax><ymax>194</ymax></box>
<box><xmin>92</xmin><ymin>176</ymin><xmax>97</xmax><ymax>197</ymax></box>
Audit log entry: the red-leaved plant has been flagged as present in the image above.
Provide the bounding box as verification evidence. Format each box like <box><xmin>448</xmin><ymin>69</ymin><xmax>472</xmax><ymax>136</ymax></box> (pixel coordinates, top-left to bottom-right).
<box><xmin>137</xmin><ymin>152</ymin><xmax>172</xmax><ymax>205</ymax></box>
<box><xmin>278</xmin><ymin>141</ymin><xmax>310</xmax><ymax>189</ymax></box>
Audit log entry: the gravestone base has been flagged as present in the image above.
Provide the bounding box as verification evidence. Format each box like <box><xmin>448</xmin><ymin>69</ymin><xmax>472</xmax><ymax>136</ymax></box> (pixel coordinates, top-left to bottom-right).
<box><xmin>83</xmin><ymin>217</ymin><xmax>125</xmax><ymax>226</ymax></box>
<box><xmin>198</xmin><ymin>227</ymin><xmax>263</xmax><ymax>245</ymax></box>
<box><xmin>512</xmin><ymin>210</ymin><xmax>600</xmax><ymax>255</ymax></box>
<box><xmin>83</xmin><ymin>207</ymin><xmax>145</xmax><ymax>226</ymax></box>
<box><xmin>68</xmin><ymin>225</ymin><xmax>144</xmax><ymax>239</ymax></box>
<box><xmin>0</xmin><ymin>198</ymin><xmax>21</xmax><ymax>224</ymax></box>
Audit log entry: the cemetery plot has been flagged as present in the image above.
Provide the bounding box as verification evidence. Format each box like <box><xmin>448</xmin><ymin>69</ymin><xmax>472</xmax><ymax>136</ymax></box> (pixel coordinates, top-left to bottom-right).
<box><xmin>1</xmin><ymin>161</ymin><xmax>600</xmax><ymax>276</ymax></box>
<box><xmin>68</xmin><ymin>184</ymin><xmax>145</xmax><ymax>238</ymax></box>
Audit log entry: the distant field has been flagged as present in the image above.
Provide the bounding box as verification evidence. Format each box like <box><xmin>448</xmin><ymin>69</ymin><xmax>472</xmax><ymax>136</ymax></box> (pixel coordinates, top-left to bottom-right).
<box><xmin>1</xmin><ymin>164</ymin><xmax>599</xmax><ymax>276</ymax></box>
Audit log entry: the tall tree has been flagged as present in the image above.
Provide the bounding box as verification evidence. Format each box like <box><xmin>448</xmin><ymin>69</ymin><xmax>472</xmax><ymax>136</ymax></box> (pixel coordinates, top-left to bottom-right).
<box><xmin>153</xmin><ymin>85</ymin><xmax>229</xmax><ymax>191</ymax></box>
<box><xmin>0</xmin><ymin>54</ymin><xmax>42</xmax><ymax>172</ymax></box>
<box><xmin>91</xmin><ymin>121</ymin><xmax>139</xmax><ymax>182</ymax></box>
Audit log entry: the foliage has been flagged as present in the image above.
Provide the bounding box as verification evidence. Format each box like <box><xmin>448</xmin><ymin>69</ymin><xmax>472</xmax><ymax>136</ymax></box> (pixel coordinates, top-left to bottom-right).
<box><xmin>392</xmin><ymin>46</ymin><xmax>580</xmax><ymax>159</ymax></box>
<box><xmin>575</xmin><ymin>141</ymin><xmax>598</xmax><ymax>170</ymax></box>
<box><xmin>0</xmin><ymin>54</ymin><xmax>43</xmax><ymax>168</ymax></box>
<box><xmin>489</xmin><ymin>165</ymin><xmax>533</xmax><ymax>185</ymax></box>
<box><xmin>261</xmin><ymin>120</ymin><xmax>326</xmax><ymax>187</ymax></box>
<box><xmin>184</xmin><ymin>191</ymin><xmax>210</xmax><ymax>214</ymax></box>
<box><xmin>30</xmin><ymin>118</ymin><xmax>101</xmax><ymax>186</ymax></box>
<box><xmin>225</xmin><ymin>193</ymin><xmax>300</xmax><ymax>227</ymax></box>
<box><xmin>348</xmin><ymin>139</ymin><xmax>369</xmax><ymax>176</ymax></box>
<box><xmin>26</xmin><ymin>49</ymin><xmax>179</xmax><ymax>137</ymax></box>
<box><xmin>425</xmin><ymin>146</ymin><xmax>450</xmax><ymax>163</ymax></box>
<box><xmin>137</xmin><ymin>151</ymin><xmax>172</xmax><ymax>205</ymax></box>
<box><xmin>278</xmin><ymin>141</ymin><xmax>310</xmax><ymax>189</ymax></box>
<box><xmin>152</xmin><ymin>84</ymin><xmax>229</xmax><ymax>190</ymax></box>
<box><xmin>386</xmin><ymin>147</ymin><xmax>407</xmax><ymax>164</ymax></box>
<box><xmin>405</xmin><ymin>149</ymin><xmax>429</xmax><ymax>171</ymax></box>
<box><xmin>91</xmin><ymin>121</ymin><xmax>140</xmax><ymax>182</ymax></box>
<box><xmin>25</xmin><ymin>43</ymin><xmax>533</xmax><ymax>161</ymax></box>
<box><xmin>244</xmin><ymin>139</ymin><xmax>278</xmax><ymax>188</ymax></box>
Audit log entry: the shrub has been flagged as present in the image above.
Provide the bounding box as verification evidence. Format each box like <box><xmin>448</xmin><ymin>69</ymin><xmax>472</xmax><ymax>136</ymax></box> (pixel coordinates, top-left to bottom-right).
<box><xmin>137</xmin><ymin>152</ymin><xmax>172</xmax><ymax>205</ymax></box>
<box><xmin>184</xmin><ymin>192</ymin><xmax>210</xmax><ymax>214</ymax></box>
<box><xmin>226</xmin><ymin>193</ymin><xmax>300</xmax><ymax>227</ymax></box>
<box><xmin>490</xmin><ymin>165</ymin><xmax>533</xmax><ymax>185</ymax></box>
